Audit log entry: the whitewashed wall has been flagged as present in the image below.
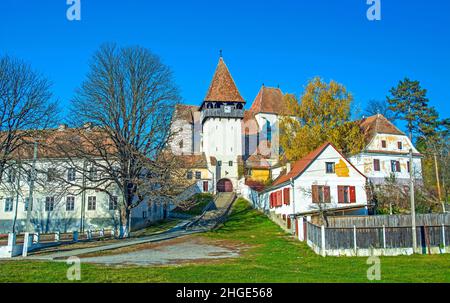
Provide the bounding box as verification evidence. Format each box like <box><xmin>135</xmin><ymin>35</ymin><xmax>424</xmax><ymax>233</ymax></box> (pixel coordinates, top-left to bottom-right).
<box><xmin>261</xmin><ymin>145</ymin><xmax>368</xmax><ymax>217</ymax></box>
<box><xmin>349</xmin><ymin>133</ymin><xmax>423</xmax><ymax>184</ymax></box>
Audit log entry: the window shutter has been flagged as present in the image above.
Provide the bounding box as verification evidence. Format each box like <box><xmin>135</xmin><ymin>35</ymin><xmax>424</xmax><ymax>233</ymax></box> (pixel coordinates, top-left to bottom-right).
<box><xmin>270</xmin><ymin>193</ymin><xmax>273</xmax><ymax>208</ymax></box>
<box><xmin>278</xmin><ymin>191</ymin><xmax>283</xmax><ymax>207</ymax></box>
<box><xmin>374</xmin><ymin>159</ymin><xmax>380</xmax><ymax>171</ymax></box>
<box><xmin>287</xmin><ymin>217</ymin><xmax>291</xmax><ymax>229</ymax></box>
<box><xmin>312</xmin><ymin>185</ymin><xmax>319</xmax><ymax>203</ymax></box>
<box><xmin>284</xmin><ymin>188</ymin><xmax>290</xmax><ymax>205</ymax></box>
<box><xmin>338</xmin><ymin>186</ymin><xmax>344</xmax><ymax>203</ymax></box>
<box><xmin>396</xmin><ymin>161</ymin><xmax>401</xmax><ymax>172</ymax></box>
<box><xmin>324</xmin><ymin>186</ymin><xmax>331</xmax><ymax>203</ymax></box>
<box><xmin>350</xmin><ymin>186</ymin><xmax>356</xmax><ymax>203</ymax></box>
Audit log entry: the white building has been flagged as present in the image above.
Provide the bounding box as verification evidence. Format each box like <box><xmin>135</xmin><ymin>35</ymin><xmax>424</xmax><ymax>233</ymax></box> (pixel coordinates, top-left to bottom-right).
<box><xmin>0</xmin><ymin>127</ymin><xmax>167</xmax><ymax>234</ymax></box>
<box><xmin>257</xmin><ymin>142</ymin><xmax>368</xmax><ymax>240</ymax></box>
<box><xmin>171</xmin><ymin>57</ymin><xmax>246</xmax><ymax>192</ymax></box>
<box><xmin>348</xmin><ymin>114</ymin><xmax>423</xmax><ymax>185</ymax></box>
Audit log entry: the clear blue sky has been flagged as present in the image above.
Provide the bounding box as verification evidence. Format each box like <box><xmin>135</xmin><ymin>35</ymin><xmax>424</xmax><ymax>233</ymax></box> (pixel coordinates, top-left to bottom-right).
<box><xmin>1</xmin><ymin>0</ymin><xmax>449</xmax><ymax>121</ymax></box>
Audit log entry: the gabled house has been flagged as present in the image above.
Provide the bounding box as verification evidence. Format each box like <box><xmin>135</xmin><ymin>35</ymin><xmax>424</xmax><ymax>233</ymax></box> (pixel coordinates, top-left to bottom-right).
<box><xmin>258</xmin><ymin>142</ymin><xmax>368</xmax><ymax>240</ymax></box>
<box><xmin>348</xmin><ymin>114</ymin><xmax>423</xmax><ymax>185</ymax></box>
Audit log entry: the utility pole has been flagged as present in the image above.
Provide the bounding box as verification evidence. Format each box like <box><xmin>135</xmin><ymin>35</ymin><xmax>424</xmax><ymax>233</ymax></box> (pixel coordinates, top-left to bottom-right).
<box><xmin>409</xmin><ymin>147</ymin><xmax>417</xmax><ymax>253</ymax></box>
<box><xmin>433</xmin><ymin>153</ymin><xmax>444</xmax><ymax>212</ymax></box>
<box><xmin>25</xmin><ymin>141</ymin><xmax>38</xmax><ymax>232</ymax></box>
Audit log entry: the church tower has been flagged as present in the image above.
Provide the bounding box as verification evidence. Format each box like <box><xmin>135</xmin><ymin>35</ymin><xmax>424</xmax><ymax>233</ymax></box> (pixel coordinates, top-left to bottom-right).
<box><xmin>201</xmin><ymin>57</ymin><xmax>245</xmax><ymax>192</ymax></box>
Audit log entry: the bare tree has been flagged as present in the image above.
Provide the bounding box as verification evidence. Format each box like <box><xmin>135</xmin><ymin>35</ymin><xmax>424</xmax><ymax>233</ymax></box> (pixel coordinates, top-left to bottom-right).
<box><xmin>364</xmin><ymin>99</ymin><xmax>397</xmax><ymax>122</ymax></box>
<box><xmin>55</xmin><ymin>44</ymin><xmax>182</xmax><ymax>237</ymax></box>
<box><xmin>0</xmin><ymin>55</ymin><xmax>58</xmax><ymax>178</ymax></box>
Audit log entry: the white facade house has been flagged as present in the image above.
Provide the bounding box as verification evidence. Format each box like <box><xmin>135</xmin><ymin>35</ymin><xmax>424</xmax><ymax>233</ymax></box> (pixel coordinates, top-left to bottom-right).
<box><xmin>348</xmin><ymin>114</ymin><xmax>423</xmax><ymax>185</ymax></box>
<box><xmin>258</xmin><ymin>143</ymin><xmax>368</xmax><ymax>240</ymax></box>
<box><xmin>0</xmin><ymin>128</ymin><xmax>167</xmax><ymax>234</ymax></box>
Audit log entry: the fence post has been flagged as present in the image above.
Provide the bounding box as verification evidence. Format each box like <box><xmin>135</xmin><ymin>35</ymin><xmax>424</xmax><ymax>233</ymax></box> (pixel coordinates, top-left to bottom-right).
<box><xmin>54</xmin><ymin>231</ymin><xmax>60</xmax><ymax>242</ymax></box>
<box><xmin>383</xmin><ymin>225</ymin><xmax>386</xmax><ymax>249</ymax></box>
<box><xmin>353</xmin><ymin>225</ymin><xmax>357</xmax><ymax>255</ymax></box>
<box><xmin>7</xmin><ymin>233</ymin><xmax>16</xmax><ymax>247</ymax></box>
<box><xmin>100</xmin><ymin>228</ymin><xmax>105</xmax><ymax>237</ymax></box>
<box><xmin>442</xmin><ymin>224</ymin><xmax>446</xmax><ymax>253</ymax></box>
<box><xmin>73</xmin><ymin>231</ymin><xmax>79</xmax><ymax>242</ymax></box>
<box><xmin>22</xmin><ymin>232</ymin><xmax>32</xmax><ymax>257</ymax></box>
<box><xmin>321</xmin><ymin>225</ymin><xmax>326</xmax><ymax>257</ymax></box>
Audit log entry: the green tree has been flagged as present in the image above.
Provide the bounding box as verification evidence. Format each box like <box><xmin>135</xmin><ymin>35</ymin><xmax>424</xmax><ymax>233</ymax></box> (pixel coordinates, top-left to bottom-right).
<box><xmin>387</xmin><ymin>78</ymin><xmax>436</xmax><ymax>141</ymax></box>
<box><xmin>280</xmin><ymin>77</ymin><xmax>365</xmax><ymax>161</ymax></box>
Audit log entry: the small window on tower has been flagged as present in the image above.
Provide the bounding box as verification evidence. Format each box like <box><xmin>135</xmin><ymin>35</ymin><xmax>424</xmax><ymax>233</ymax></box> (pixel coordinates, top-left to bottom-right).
<box><xmin>398</xmin><ymin>141</ymin><xmax>403</xmax><ymax>150</ymax></box>
<box><xmin>381</xmin><ymin>140</ymin><xmax>387</xmax><ymax>148</ymax></box>
<box><xmin>229</xmin><ymin>161</ymin><xmax>233</xmax><ymax>167</ymax></box>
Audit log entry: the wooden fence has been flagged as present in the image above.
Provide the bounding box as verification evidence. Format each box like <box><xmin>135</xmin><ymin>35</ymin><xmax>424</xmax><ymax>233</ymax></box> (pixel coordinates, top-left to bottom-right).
<box><xmin>306</xmin><ymin>221</ymin><xmax>449</xmax><ymax>256</ymax></box>
<box><xmin>325</xmin><ymin>213</ymin><xmax>450</xmax><ymax>228</ymax></box>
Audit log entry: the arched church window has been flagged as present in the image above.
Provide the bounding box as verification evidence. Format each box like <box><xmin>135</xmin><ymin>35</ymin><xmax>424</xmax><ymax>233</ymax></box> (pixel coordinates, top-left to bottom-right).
<box><xmin>214</xmin><ymin>103</ymin><xmax>220</xmax><ymax>109</ymax></box>
<box><xmin>207</xmin><ymin>102</ymin><xmax>213</xmax><ymax>109</ymax></box>
<box><xmin>236</xmin><ymin>103</ymin><xmax>243</xmax><ymax>110</ymax></box>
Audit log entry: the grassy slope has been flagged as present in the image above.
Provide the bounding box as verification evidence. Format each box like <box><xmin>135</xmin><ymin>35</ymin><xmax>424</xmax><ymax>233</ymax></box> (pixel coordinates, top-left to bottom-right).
<box><xmin>0</xmin><ymin>198</ymin><xmax>449</xmax><ymax>283</ymax></box>
<box><xmin>172</xmin><ymin>193</ymin><xmax>214</xmax><ymax>216</ymax></box>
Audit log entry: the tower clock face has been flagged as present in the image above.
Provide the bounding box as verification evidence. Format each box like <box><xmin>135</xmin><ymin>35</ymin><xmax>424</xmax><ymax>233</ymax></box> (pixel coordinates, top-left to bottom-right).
<box><xmin>224</xmin><ymin>105</ymin><xmax>231</xmax><ymax>113</ymax></box>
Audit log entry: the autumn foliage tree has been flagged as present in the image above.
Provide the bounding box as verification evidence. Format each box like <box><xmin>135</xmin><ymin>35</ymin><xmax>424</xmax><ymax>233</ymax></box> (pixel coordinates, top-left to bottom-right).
<box><xmin>280</xmin><ymin>77</ymin><xmax>365</xmax><ymax>162</ymax></box>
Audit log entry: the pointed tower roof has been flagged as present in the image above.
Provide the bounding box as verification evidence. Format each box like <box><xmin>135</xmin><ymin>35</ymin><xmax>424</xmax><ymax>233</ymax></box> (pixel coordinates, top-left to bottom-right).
<box><xmin>203</xmin><ymin>57</ymin><xmax>245</xmax><ymax>103</ymax></box>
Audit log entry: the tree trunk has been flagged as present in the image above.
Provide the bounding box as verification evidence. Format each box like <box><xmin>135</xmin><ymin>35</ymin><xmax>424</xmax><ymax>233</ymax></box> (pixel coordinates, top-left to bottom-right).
<box><xmin>120</xmin><ymin>207</ymin><xmax>130</xmax><ymax>238</ymax></box>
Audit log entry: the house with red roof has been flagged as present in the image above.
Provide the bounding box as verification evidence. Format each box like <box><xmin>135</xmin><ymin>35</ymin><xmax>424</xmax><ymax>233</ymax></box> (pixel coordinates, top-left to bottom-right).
<box><xmin>258</xmin><ymin>142</ymin><xmax>368</xmax><ymax>240</ymax></box>
<box><xmin>348</xmin><ymin>114</ymin><xmax>423</xmax><ymax>185</ymax></box>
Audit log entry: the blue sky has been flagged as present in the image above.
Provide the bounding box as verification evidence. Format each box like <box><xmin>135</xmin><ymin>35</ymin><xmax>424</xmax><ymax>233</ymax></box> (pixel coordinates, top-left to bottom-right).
<box><xmin>1</xmin><ymin>0</ymin><xmax>449</xmax><ymax>122</ymax></box>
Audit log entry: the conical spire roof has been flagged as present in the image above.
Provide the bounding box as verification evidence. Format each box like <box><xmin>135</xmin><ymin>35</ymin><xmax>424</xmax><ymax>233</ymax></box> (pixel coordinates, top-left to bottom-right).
<box><xmin>203</xmin><ymin>57</ymin><xmax>245</xmax><ymax>103</ymax></box>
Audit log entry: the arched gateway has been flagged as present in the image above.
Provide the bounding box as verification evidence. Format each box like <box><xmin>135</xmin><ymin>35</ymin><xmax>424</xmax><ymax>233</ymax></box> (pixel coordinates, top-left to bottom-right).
<box><xmin>217</xmin><ymin>179</ymin><xmax>233</xmax><ymax>192</ymax></box>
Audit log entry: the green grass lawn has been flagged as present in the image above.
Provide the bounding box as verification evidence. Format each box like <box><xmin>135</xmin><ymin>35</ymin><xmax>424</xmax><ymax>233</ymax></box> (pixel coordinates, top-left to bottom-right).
<box><xmin>0</xmin><ymin>198</ymin><xmax>449</xmax><ymax>283</ymax></box>
<box><xmin>172</xmin><ymin>193</ymin><xmax>214</xmax><ymax>216</ymax></box>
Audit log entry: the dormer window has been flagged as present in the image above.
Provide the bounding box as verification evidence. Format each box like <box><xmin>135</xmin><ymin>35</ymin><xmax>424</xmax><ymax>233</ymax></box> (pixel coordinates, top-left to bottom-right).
<box><xmin>381</xmin><ymin>140</ymin><xmax>387</xmax><ymax>148</ymax></box>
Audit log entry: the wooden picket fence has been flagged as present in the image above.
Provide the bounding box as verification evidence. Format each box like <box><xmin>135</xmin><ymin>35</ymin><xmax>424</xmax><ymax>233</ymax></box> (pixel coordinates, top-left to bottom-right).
<box><xmin>306</xmin><ymin>220</ymin><xmax>449</xmax><ymax>256</ymax></box>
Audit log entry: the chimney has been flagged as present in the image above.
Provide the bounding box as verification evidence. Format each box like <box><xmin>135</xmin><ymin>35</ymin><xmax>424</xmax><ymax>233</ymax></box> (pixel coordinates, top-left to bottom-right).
<box><xmin>58</xmin><ymin>124</ymin><xmax>68</xmax><ymax>131</ymax></box>
<box><xmin>83</xmin><ymin>122</ymin><xmax>93</xmax><ymax>130</ymax></box>
<box><xmin>286</xmin><ymin>162</ymin><xmax>291</xmax><ymax>173</ymax></box>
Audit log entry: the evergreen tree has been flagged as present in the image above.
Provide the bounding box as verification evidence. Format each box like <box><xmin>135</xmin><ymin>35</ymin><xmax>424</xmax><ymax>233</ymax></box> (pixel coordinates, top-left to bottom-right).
<box><xmin>387</xmin><ymin>78</ymin><xmax>436</xmax><ymax>141</ymax></box>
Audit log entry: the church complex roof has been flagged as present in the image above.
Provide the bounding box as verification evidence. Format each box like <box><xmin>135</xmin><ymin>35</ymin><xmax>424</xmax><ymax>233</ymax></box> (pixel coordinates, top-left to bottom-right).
<box><xmin>359</xmin><ymin>114</ymin><xmax>405</xmax><ymax>143</ymax></box>
<box><xmin>249</xmin><ymin>86</ymin><xmax>289</xmax><ymax>115</ymax></box>
<box><xmin>173</xmin><ymin>104</ymin><xmax>199</xmax><ymax>124</ymax></box>
<box><xmin>203</xmin><ymin>58</ymin><xmax>245</xmax><ymax>103</ymax></box>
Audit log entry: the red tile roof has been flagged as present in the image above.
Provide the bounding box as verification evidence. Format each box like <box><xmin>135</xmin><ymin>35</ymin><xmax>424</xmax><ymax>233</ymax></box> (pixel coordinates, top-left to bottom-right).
<box><xmin>272</xmin><ymin>142</ymin><xmax>331</xmax><ymax>186</ymax></box>
<box><xmin>359</xmin><ymin>114</ymin><xmax>405</xmax><ymax>143</ymax></box>
<box><xmin>272</xmin><ymin>142</ymin><xmax>367</xmax><ymax>187</ymax></box>
<box><xmin>249</xmin><ymin>86</ymin><xmax>290</xmax><ymax>115</ymax></box>
<box><xmin>173</xmin><ymin>104</ymin><xmax>199</xmax><ymax>124</ymax></box>
<box><xmin>173</xmin><ymin>153</ymin><xmax>209</xmax><ymax>169</ymax></box>
<box><xmin>203</xmin><ymin>58</ymin><xmax>245</xmax><ymax>103</ymax></box>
